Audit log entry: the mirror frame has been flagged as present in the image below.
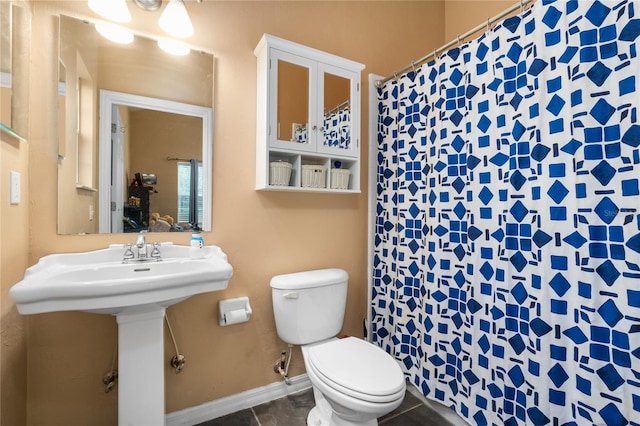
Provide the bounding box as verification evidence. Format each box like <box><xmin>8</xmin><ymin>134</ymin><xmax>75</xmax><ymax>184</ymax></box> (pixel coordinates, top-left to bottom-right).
<box><xmin>98</xmin><ymin>89</ymin><xmax>213</xmax><ymax>233</ymax></box>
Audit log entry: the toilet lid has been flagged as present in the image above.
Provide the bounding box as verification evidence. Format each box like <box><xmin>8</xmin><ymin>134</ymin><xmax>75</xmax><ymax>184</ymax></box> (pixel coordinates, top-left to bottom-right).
<box><xmin>308</xmin><ymin>337</ymin><xmax>405</xmax><ymax>399</ymax></box>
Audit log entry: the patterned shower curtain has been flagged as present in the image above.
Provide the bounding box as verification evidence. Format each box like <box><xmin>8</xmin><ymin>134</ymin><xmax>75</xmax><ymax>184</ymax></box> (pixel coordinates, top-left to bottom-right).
<box><xmin>372</xmin><ymin>1</ymin><xmax>640</xmax><ymax>425</ymax></box>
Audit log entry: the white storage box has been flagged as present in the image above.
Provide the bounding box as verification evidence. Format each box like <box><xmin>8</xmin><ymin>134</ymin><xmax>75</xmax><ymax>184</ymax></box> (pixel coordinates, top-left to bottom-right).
<box><xmin>330</xmin><ymin>169</ymin><xmax>350</xmax><ymax>189</ymax></box>
<box><xmin>269</xmin><ymin>161</ymin><xmax>292</xmax><ymax>186</ymax></box>
<box><xmin>301</xmin><ymin>165</ymin><xmax>326</xmax><ymax>188</ymax></box>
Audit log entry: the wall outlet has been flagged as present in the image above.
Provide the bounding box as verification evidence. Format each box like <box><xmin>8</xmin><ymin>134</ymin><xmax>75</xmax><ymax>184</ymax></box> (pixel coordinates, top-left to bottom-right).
<box><xmin>10</xmin><ymin>171</ymin><xmax>20</xmax><ymax>205</ymax></box>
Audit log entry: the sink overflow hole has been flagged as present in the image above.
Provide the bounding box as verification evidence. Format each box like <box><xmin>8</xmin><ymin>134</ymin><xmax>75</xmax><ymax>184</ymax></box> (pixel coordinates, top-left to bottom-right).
<box><xmin>134</xmin><ymin>268</ymin><xmax>151</xmax><ymax>272</ymax></box>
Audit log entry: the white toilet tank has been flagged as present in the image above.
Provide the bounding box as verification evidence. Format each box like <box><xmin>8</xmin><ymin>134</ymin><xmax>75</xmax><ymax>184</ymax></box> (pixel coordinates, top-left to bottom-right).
<box><xmin>270</xmin><ymin>269</ymin><xmax>348</xmax><ymax>345</ymax></box>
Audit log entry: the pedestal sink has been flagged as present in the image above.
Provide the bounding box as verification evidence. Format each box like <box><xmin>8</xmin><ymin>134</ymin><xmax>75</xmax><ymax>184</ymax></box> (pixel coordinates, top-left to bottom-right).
<box><xmin>9</xmin><ymin>243</ymin><xmax>233</xmax><ymax>425</ymax></box>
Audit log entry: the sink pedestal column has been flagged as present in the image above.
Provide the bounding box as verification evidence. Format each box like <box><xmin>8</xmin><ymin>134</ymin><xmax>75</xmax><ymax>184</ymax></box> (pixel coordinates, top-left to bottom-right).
<box><xmin>117</xmin><ymin>307</ymin><xmax>166</xmax><ymax>425</ymax></box>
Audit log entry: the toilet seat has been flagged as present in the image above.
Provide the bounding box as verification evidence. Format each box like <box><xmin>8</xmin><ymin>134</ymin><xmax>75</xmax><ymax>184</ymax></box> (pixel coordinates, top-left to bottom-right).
<box><xmin>307</xmin><ymin>337</ymin><xmax>405</xmax><ymax>404</ymax></box>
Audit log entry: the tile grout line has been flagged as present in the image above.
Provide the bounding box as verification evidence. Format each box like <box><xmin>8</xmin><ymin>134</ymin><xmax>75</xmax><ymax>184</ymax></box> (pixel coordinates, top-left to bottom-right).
<box><xmin>250</xmin><ymin>407</ymin><xmax>262</xmax><ymax>426</ymax></box>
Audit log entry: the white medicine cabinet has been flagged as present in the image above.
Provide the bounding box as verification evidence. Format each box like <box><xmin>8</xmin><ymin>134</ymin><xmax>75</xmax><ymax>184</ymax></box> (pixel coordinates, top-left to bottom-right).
<box><xmin>255</xmin><ymin>34</ymin><xmax>365</xmax><ymax>192</ymax></box>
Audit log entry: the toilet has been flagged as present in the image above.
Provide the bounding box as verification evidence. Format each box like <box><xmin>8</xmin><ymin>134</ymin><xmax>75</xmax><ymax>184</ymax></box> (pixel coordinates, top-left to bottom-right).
<box><xmin>270</xmin><ymin>269</ymin><xmax>406</xmax><ymax>426</ymax></box>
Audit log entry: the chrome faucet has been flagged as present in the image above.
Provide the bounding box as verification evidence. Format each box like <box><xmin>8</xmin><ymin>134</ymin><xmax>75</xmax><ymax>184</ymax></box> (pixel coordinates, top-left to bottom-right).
<box><xmin>135</xmin><ymin>231</ymin><xmax>148</xmax><ymax>259</ymax></box>
<box><xmin>122</xmin><ymin>231</ymin><xmax>161</xmax><ymax>263</ymax></box>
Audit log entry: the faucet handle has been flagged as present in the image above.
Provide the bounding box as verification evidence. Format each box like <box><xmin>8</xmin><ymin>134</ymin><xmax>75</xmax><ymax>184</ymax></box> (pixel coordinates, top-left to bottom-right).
<box><xmin>122</xmin><ymin>244</ymin><xmax>135</xmax><ymax>262</ymax></box>
<box><xmin>150</xmin><ymin>242</ymin><xmax>161</xmax><ymax>259</ymax></box>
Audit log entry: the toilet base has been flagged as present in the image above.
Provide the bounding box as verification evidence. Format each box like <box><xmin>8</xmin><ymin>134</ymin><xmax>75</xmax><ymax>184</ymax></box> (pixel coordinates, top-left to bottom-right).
<box><xmin>307</xmin><ymin>406</ymin><xmax>377</xmax><ymax>426</ymax></box>
<box><xmin>306</xmin><ymin>386</ymin><xmax>379</xmax><ymax>426</ymax></box>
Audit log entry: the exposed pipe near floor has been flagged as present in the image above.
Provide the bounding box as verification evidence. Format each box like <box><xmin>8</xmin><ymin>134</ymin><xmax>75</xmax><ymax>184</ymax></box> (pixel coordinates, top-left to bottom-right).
<box><xmin>102</xmin><ymin>342</ymin><xmax>118</xmax><ymax>393</ymax></box>
<box><xmin>165</xmin><ymin>314</ymin><xmax>186</xmax><ymax>374</ymax></box>
<box><xmin>274</xmin><ymin>344</ymin><xmax>293</xmax><ymax>385</ymax></box>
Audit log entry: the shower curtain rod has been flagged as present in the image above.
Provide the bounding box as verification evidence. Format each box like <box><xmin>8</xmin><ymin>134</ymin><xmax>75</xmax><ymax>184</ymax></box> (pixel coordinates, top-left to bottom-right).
<box><xmin>375</xmin><ymin>0</ymin><xmax>535</xmax><ymax>87</ymax></box>
<box><xmin>166</xmin><ymin>156</ymin><xmax>196</xmax><ymax>162</ymax></box>
<box><xmin>325</xmin><ymin>99</ymin><xmax>350</xmax><ymax>116</ymax></box>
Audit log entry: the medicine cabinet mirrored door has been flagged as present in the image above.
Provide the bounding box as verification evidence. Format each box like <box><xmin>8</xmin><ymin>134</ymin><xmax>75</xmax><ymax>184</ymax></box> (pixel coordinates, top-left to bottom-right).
<box><xmin>271</xmin><ymin>52</ymin><xmax>313</xmax><ymax>149</ymax></box>
<box><xmin>256</xmin><ymin>34</ymin><xmax>365</xmax><ymax>193</ymax></box>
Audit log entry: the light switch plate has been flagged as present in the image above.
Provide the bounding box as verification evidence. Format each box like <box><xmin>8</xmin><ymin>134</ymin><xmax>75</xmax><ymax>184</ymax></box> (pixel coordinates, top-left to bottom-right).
<box><xmin>10</xmin><ymin>171</ymin><xmax>20</xmax><ymax>204</ymax></box>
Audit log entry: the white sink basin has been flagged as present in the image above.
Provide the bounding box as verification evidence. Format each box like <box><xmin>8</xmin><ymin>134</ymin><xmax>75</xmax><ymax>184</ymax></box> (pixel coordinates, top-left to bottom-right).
<box><xmin>10</xmin><ymin>243</ymin><xmax>233</xmax><ymax>315</ymax></box>
<box><xmin>11</xmin><ymin>242</ymin><xmax>234</xmax><ymax>425</ymax></box>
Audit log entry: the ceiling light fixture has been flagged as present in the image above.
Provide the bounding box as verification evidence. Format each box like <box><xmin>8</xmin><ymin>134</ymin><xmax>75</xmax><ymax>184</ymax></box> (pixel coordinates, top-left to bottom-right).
<box><xmin>158</xmin><ymin>0</ymin><xmax>194</xmax><ymax>38</ymax></box>
<box><xmin>133</xmin><ymin>0</ymin><xmax>163</xmax><ymax>12</ymax></box>
<box><xmin>157</xmin><ymin>39</ymin><xmax>190</xmax><ymax>56</ymax></box>
<box><xmin>88</xmin><ymin>0</ymin><xmax>131</xmax><ymax>23</ymax></box>
<box><xmin>94</xmin><ymin>22</ymin><xmax>134</xmax><ymax>44</ymax></box>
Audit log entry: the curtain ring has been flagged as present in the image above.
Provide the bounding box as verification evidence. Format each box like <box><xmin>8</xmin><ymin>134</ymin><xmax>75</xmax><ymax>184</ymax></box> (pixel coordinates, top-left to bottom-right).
<box><xmin>411</xmin><ymin>61</ymin><xmax>417</xmax><ymax>72</ymax></box>
<box><xmin>457</xmin><ymin>34</ymin><xmax>461</xmax><ymax>47</ymax></box>
<box><xmin>486</xmin><ymin>17</ymin><xmax>491</xmax><ymax>32</ymax></box>
<box><xmin>520</xmin><ymin>0</ymin><xmax>524</xmax><ymax>13</ymax></box>
<box><xmin>393</xmin><ymin>71</ymin><xmax>399</xmax><ymax>80</ymax></box>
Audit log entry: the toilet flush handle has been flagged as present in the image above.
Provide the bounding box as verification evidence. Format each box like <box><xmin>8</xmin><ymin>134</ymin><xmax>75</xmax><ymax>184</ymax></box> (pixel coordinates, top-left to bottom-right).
<box><xmin>283</xmin><ymin>292</ymin><xmax>298</xmax><ymax>299</ymax></box>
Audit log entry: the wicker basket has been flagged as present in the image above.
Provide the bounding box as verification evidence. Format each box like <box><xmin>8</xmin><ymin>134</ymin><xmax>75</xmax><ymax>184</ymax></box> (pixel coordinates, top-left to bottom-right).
<box><xmin>331</xmin><ymin>169</ymin><xmax>350</xmax><ymax>189</ymax></box>
<box><xmin>301</xmin><ymin>165</ymin><xmax>326</xmax><ymax>188</ymax></box>
<box><xmin>269</xmin><ymin>161</ymin><xmax>292</xmax><ymax>186</ymax></box>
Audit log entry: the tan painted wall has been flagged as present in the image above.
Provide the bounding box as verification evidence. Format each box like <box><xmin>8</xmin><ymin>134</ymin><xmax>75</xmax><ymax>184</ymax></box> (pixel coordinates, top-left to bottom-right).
<box><xmin>445</xmin><ymin>0</ymin><xmax>527</xmax><ymax>42</ymax></box>
<box><xmin>1</xmin><ymin>133</ymin><xmax>29</xmax><ymax>426</ymax></box>
<box><xmin>1</xmin><ymin>2</ymin><xmax>31</xmax><ymax>424</ymax></box>
<box><xmin>2</xmin><ymin>0</ymin><xmax>536</xmax><ymax>424</ymax></box>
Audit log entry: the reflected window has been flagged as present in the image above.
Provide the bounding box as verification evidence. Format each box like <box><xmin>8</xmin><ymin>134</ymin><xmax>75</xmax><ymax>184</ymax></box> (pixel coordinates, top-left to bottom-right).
<box><xmin>177</xmin><ymin>161</ymin><xmax>203</xmax><ymax>225</ymax></box>
<box><xmin>77</xmin><ymin>76</ymin><xmax>94</xmax><ymax>186</ymax></box>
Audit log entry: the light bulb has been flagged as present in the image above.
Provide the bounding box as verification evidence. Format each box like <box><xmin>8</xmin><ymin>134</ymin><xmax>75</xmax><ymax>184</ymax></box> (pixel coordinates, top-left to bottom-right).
<box><xmin>88</xmin><ymin>0</ymin><xmax>131</xmax><ymax>23</ymax></box>
<box><xmin>158</xmin><ymin>39</ymin><xmax>190</xmax><ymax>56</ymax></box>
<box><xmin>158</xmin><ymin>0</ymin><xmax>194</xmax><ymax>38</ymax></box>
<box><xmin>95</xmin><ymin>22</ymin><xmax>134</xmax><ymax>44</ymax></box>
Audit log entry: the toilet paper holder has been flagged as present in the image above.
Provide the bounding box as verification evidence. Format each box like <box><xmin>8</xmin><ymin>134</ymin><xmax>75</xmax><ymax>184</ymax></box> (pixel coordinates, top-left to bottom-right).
<box><xmin>218</xmin><ymin>296</ymin><xmax>252</xmax><ymax>326</ymax></box>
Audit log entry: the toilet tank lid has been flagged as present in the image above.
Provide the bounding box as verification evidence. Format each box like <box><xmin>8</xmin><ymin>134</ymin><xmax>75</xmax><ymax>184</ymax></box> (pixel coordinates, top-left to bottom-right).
<box><xmin>270</xmin><ymin>268</ymin><xmax>348</xmax><ymax>290</ymax></box>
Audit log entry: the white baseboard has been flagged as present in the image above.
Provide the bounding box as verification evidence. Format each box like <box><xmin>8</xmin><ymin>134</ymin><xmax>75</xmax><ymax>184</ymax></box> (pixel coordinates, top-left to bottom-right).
<box><xmin>165</xmin><ymin>374</ymin><xmax>312</xmax><ymax>426</ymax></box>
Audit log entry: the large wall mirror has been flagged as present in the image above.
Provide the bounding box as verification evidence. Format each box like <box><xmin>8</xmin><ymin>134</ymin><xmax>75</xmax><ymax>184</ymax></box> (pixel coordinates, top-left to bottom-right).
<box><xmin>1</xmin><ymin>0</ymin><xmax>30</xmax><ymax>140</ymax></box>
<box><xmin>57</xmin><ymin>15</ymin><xmax>214</xmax><ymax>235</ymax></box>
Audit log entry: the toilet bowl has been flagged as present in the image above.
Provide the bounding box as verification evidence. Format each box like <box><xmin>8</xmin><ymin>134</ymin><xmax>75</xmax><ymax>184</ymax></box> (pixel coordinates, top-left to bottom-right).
<box><xmin>302</xmin><ymin>337</ymin><xmax>406</xmax><ymax>426</ymax></box>
<box><xmin>270</xmin><ymin>269</ymin><xmax>406</xmax><ymax>426</ymax></box>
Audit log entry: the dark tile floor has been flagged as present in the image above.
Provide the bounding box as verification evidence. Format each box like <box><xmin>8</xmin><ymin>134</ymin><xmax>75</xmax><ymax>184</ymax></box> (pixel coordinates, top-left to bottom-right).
<box><xmin>197</xmin><ymin>385</ymin><xmax>456</xmax><ymax>426</ymax></box>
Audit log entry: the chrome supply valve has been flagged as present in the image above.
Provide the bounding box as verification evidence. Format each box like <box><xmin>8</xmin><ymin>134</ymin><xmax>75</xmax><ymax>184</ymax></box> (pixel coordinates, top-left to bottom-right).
<box><xmin>273</xmin><ymin>346</ymin><xmax>293</xmax><ymax>385</ymax></box>
<box><xmin>103</xmin><ymin>370</ymin><xmax>118</xmax><ymax>393</ymax></box>
<box><xmin>170</xmin><ymin>354</ymin><xmax>186</xmax><ymax>374</ymax></box>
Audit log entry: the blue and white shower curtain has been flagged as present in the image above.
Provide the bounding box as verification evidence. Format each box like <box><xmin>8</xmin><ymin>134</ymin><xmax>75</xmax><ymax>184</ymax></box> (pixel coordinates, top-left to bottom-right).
<box><xmin>324</xmin><ymin>107</ymin><xmax>351</xmax><ymax>149</ymax></box>
<box><xmin>372</xmin><ymin>1</ymin><xmax>640</xmax><ymax>425</ymax></box>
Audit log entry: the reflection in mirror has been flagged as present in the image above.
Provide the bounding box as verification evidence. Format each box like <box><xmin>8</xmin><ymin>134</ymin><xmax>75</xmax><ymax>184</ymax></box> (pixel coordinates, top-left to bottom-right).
<box><xmin>57</xmin><ymin>15</ymin><xmax>214</xmax><ymax>235</ymax></box>
<box><xmin>323</xmin><ymin>72</ymin><xmax>350</xmax><ymax>150</ymax></box>
<box><xmin>0</xmin><ymin>1</ymin><xmax>30</xmax><ymax>140</ymax></box>
<box><xmin>277</xmin><ymin>60</ymin><xmax>308</xmax><ymax>142</ymax></box>
<box><xmin>58</xmin><ymin>61</ymin><xmax>66</xmax><ymax>157</ymax></box>
<box><xmin>275</xmin><ymin>59</ymin><xmax>352</xmax><ymax>149</ymax></box>
<box><xmin>98</xmin><ymin>90</ymin><xmax>212</xmax><ymax>234</ymax></box>
<box><xmin>1</xmin><ymin>1</ymin><xmax>10</xmax><ymax>127</ymax></box>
